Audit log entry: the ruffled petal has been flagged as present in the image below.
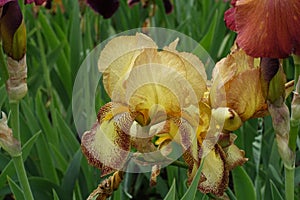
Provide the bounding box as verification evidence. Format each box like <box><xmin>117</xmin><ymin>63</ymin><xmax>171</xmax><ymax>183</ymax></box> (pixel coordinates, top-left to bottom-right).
<box><xmin>223</xmin><ymin>143</ymin><xmax>247</xmax><ymax>170</ymax></box>
<box><xmin>99</xmin><ymin>33</ymin><xmax>157</xmax><ymax>99</ymax></box>
<box><xmin>210</xmin><ymin>49</ymin><xmax>268</xmax><ymax>121</ymax></box>
<box><xmin>125</xmin><ymin>42</ymin><xmax>207</xmax><ymax>125</ymax></box>
<box><xmin>198</xmin><ymin>144</ymin><xmax>229</xmax><ymax>196</ymax></box>
<box><xmin>234</xmin><ymin>0</ymin><xmax>300</xmax><ymax>58</ymax></box>
<box><xmin>81</xmin><ymin>102</ymin><xmax>134</xmax><ymax>176</ymax></box>
<box><xmin>224</xmin><ymin>7</ymin><xmax>237</xmax><ymax>31</ymax></box>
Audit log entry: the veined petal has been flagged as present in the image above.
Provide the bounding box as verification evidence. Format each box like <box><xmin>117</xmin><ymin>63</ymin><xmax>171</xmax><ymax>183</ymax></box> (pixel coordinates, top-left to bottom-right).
<box><xmin>99</xmin><ymin>33</ymin><xmax>157</xmax><ymax>99</ymax></box>
<box><xmin>224</xmin><ymin>7</ymin><xmax>236</xmax><ymax>31</ymax></box>
<box><xmin>81</xmin><ymin>102</ymin><xmax>134</xmax><ymax>176</ymax></box>
<box><xmin>198</xmin><ymin>144</ymin><xmax>228</xmax><ymax>196</ymax></box>
<box><xmin>211</xmin><ymin>49</ymin><xmax>267</xmax><ymax>121</ymax></box>
<box><xmin>126</xmin><ymin>43</ymin><xmax>206</xmax><ymax>125</ymax></box>
<box><xmin>234</xmin><ymin>0</ymin><xmax>300</xmax><ymax>58</ymax></box>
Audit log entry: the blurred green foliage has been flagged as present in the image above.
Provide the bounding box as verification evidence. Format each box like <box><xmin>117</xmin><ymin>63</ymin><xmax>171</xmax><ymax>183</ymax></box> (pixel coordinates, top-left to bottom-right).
<box><xmin>0</xmin><ymin>0</ymin><xmax>299</xmax><ymax>199</ymax></box>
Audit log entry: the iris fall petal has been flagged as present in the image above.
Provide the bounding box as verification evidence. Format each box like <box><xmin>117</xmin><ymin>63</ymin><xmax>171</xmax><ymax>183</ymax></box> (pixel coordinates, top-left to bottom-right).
<box><xmin>81</xmin><ymin>103</ymin><xmax>134</xmax><ymax>176</ymax></box>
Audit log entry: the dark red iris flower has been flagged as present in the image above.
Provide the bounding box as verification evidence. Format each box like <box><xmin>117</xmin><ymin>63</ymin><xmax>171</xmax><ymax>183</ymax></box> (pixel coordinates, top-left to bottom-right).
<box><xmin>87</xmin><ymin>0</ymin><xmax>120</xmax><ymax>19</ymax></box>
<box><xmin>128</xmin><ymin>0</ymin><xmax>173</xmax><ymax>14</ymax></box>
<box><xmin>224</xmin><ymin>0</ymin><xmax>300</xmax><ymax>58</ymax></box>
<box><xmin>24</xmin><ymin>0</ymin><xmax>46</xmax><ymax>5</ymax></box>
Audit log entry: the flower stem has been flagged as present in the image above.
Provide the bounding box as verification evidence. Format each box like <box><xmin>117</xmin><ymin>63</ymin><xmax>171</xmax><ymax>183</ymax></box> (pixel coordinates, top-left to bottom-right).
<box><xmin>285</xmin><ymin>55</ymin><xmax>300</xmax><ymax>200</ymax></box>
<box><xmin>10</xmin><ymin>101</ymin><xmax>34</xmax><ymax>200</ymax></box>
<box><xmin>285</xmin><ymin>167</ymin><xmax>295</xmax><ymax>200</ymax></box>
<box><xmin>12</xmin><ymin>155</ymin><xmax>34</xmax><ymax>200</ymax></box>
<box><xmin>10</xmin><ymin>102</ymin><xmax>20</xmax><ymax>140</ymax></box>
<box><xmin>170</xmin><ymin>160</ymin><xmax>188</xmax><ymax>169</ymax></box>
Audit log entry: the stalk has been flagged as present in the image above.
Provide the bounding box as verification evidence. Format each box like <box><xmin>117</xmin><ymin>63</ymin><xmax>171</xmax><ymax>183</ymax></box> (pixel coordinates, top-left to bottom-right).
<box><xmin>12</xmin><ymin>154</ymin><xmax>34</xmax><ymax>200</ymax></box>
<box><xmin>1</xmin><ymin>33</ymin><xmax>34</xmax><ymax>200</ymax></box>
<box><xmin>10</xmin><ymin>102</ymin><xmax>34</xmax><ymax>200</ymax></box>
<box><xmin>285</xmin><ymin>55</ymin><xmax>300</xmax><ymax>200</ymax></box>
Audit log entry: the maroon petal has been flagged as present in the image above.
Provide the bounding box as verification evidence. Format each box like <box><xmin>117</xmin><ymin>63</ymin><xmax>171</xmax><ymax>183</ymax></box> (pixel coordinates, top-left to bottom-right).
<box><xmin>224</xmin><ymin>7</ymin><xmax>236</xmax><ymax>31</ymax></box>
<box><xmin>0</xmin><ymin>0</ymin><xmax>14</xmax><ymax>7</ymax></box>
<box><xmin>87</xmin><ymin>0</ymin><xmax>120</xmax><ymax>19</ymax></box>
<box><xmin>234</xmin><ymin>0</ymin><xmax>300</xmax><ymax>58</ymax></box>
<box><xmin>162</xmin><ymin>0</ymin><xmax>173</xmax><ymax>14</ymax></box>
<box><xmin>127</xmin><ymin>0</ymin><xmax>140</xmax><ymax>7</ymax></box>
<box><xmin>24</xmin><ymin>0</ymin><xmax>46</xmax><ymax>5</ymax></box>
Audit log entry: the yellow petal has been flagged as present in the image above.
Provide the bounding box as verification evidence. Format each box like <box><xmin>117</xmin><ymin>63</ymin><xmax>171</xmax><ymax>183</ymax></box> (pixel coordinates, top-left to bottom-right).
<box><xmin>198</xmin><ymin>144</ymin><xmax>229</xmax><ymax>196</ymax></box>
<box><xmin>126</xmin><ymin>44</ymin><xmax>207</xmax><ymax>125</ymax></box>
<box><xmin>81</xmin><ymin>103</ymin><xmax>134</xmax><ymax>176</ymax></box>
<box><xmin>223</xmin><ymin>143</ymin><xmax>248</xmax><ymax>170</ymax></box>
<box><xmin>211</xmin><ymin>49</ymin><xmax>267</xmax><ymax>121</ymax></box>
<box><xmin>98</xmin><ymin>33</ymin><xmax>157</xmax><ymax>98</ymax></box>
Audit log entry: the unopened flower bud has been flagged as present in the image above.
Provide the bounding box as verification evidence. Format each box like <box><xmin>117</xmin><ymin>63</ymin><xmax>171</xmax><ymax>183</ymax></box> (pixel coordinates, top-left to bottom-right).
<box><xmin>0</xmin><ymin>1</ymin><xmax>26</xmax><ymax>61</ymax></box>
<box><xmin>291</xmin><ymin>77</ymin><xmax>300</xmax><ymax>122</ymax></box>
<box><xmin>268</xmin><ymin>102</ymin><xmax>295</xmax><ymax>168</ymax></box>
<box><xmin>0</xmin><ymin>112</ymin><xmax>21</xmax><ymax>157</ymax></box>
<box><xmin>6</xmin><ymin>56</ymin><xmax>28</xmax><ymax>102</ymax></box>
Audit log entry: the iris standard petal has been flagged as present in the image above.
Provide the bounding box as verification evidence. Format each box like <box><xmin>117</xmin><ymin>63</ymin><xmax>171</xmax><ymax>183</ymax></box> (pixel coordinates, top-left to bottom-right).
<box><xmin>99</xmin><ymin>33</ymin><xmax>157</xmax><ymax>99</ymax></box>
<box><xmin>234</xmin><ymin>0</ymin><xmax>300</xmax><ymax>58</ymax></box>
<box><xmin>210</xmin><ymin>49</ymin><xmax>267</xmax><ymax>121</ymax></box>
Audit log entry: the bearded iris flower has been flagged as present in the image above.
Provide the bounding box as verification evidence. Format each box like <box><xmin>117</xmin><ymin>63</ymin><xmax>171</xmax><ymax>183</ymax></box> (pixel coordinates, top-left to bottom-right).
<box><xmin>224</xmin><ymin>0</ymin><xmax>300</xmax><ymax>58</ymax></box>
<box><xmin>81</xmin><ymin>33</ymin><xmax>268</xmax><ymax>197</ymax></box>
<box><xmin>81</xmin><ymin>33</ymin><xmax>208</xmax><ymax>175</ymax></box>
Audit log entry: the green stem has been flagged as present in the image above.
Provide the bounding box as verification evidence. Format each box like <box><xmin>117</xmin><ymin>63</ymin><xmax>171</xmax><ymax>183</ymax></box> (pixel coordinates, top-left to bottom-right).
<box><xmin>10</xmin><ymin>102</ymin><xmax>20</xmax><ymax>141</ymax></box>
<box><xmin>10</xmin><ymin>101</ymin><xmax>34</xmax><ymax>200</ymax></box>
<box><xmin>285</xmin><ymin>55</ymin><xmax>300</xmax><ymax>200</ymax></box>
<box><xmin>285</xmin><ymin>167</ymin><xmax>295</xmax><ymax>200</ymax></box>
<box><xmin>12</xmin><ymin>155</ymin><xmax>34</xmax><ymax>200</ymax></box>
<box><xmin>170</xmin><ymin>160</ymin><xmax>188</xmax><ymax>169</ymax></box>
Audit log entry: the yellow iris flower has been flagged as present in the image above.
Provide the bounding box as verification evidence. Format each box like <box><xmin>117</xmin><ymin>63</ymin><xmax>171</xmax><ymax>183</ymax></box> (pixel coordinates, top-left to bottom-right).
<box><xmin>81</xmin><ymin>33</ymin><xmax>275</xmax><ymax>196</ymax></box>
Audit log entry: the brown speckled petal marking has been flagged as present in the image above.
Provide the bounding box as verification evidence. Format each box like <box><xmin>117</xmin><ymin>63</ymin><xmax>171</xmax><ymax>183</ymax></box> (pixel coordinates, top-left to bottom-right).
<box><xmin>223</xmin><ymin>143</ymin><xmax>248</xmax><ymax>170</ymax></box>
<box><xmin>198</xmin><ymin>144</ymin><xmax>229</xmax><ymax>197</ymax></box>
<box><xmin>81</xmin><ymin>102</ymin><xmax>134</xmax><ymax>177</ymax></box>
